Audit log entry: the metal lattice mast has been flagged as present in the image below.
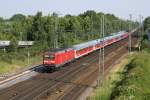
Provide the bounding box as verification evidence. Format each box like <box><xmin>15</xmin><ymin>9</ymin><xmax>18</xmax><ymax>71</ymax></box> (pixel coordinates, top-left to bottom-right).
<box><xmin>129</xmin><ymin>14</ymin><xmax>132</xmax><ymax>52</ymax></box>
<box><xmin>98</xmin><ymin>15</ymin><xmax>105</xmax><ymax>86</ymax></box>
<box><xmin>55</xmin><ymin>16</ymin><xmax>58</xmax><ymax>48</ymax></box>
<box><xmin>139</xmin><ymin>15</ymin><xmax>142</xmax><ymax>51</ymax></box>
<box><xmin>102</xmin><ymin>15</ymin><xmax>105</xmax><ymax>77</ymax></box>
<box><xmin>98</xmin><ymin>16</ymin><xmax>102</xmax><ymax>86</ymax></box>
<box><xmin>139</xmin><ymin>15</ymin><xmax>144</xmax><ymax>51</ymax></box>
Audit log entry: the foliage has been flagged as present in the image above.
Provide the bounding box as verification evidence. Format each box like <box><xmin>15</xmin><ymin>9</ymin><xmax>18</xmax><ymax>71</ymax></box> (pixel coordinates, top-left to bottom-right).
<box><xmin>111</xmin><ymin>53</ymin><xmax>150</xmax><ymax>100</ymax></box>
<box><xmin>89</xmin><ymin>51</ymin><xmax>150</xmax><ymax>100</ymax></box>
<box><xmin>88</xmin><ymin>57</ymin><xmax>131</xmax><ymax>100</ymax></box>
<box><xmin>9</xmin><ymin>14</ymin><xmax>26</xmax><ymax>22</ymax></box>
<box><xmin>0</xmin><ymin>10</ymin><xmax>137</xmax><ymax>50</ymax></box>
<box><xmin>144</xmin><ymin>17</ymin><xmax>150</xmax><ymax>30</ymax></box>
<box><xmin>0</xmin><ymin>10</ymin><xmax>138</xmax><ymax>71</ymax></box>
<box><xmin>8</xmin><ymin>35</ymin><xmax>18</xmax><ymax>52</ymax></box>
<box><xmin>0</xmin><ymin>54</ymin><xmax>41</xmax><ymax>74</ymax></box>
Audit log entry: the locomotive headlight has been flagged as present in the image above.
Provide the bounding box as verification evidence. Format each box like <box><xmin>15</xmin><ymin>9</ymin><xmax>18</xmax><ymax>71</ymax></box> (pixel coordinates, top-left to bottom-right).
<box><xmin>50</xmin><ymin>61</ymin><xmax>55</xmax><ymax>63</ymax></box>
<box><xmin>44</xmin><ymin>60</ymin><xmax>49</xmax><ymax>63</ymax></box>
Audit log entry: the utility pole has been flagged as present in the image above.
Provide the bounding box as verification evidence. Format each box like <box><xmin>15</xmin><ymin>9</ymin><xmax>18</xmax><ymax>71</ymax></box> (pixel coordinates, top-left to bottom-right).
<box><xmin>20</xmin><ymin>32</ymin><xmax>23</xmax><ymax>41</ymax></box>
<box><xmin>128</xmin><ymin>14</ymin><xmax>132</xmax><ymax>52</ymax></box>
<box><xmin>120</xmin><ymin>20</ymin><xmax>122</xmax><ymax>31</ymax></box>
<box><xmin>139</xmin><ymin>15</ymin><xmax>142</xmax><ymax>51</ymax></box>
<box><xmin>98</xmin><ymin>15</ymin><xmax>105</xmax><ymax>87</ymax></box>
<box><xmin>139</xmin><ymin>15</ymin><xmax>143</xmax><ymax>51</ymax></box>
<box><xmin>54</xmin><ymin>12</ymin><xmax>62</xmax><ymax>49</ymax></box>
<box><xmin>102</xmin><ymin>15</ymin><xmax>105</xmax><ymax>78</ymax></box>
<box><xmin>27</xmin><ymin>46</ymin><xmax>30</xmax><ymax>66</ymax></box>
<box><xmin>55</xmin><ymin>16</ymin><xmax>58</xmax><ymax>48</ymax></box>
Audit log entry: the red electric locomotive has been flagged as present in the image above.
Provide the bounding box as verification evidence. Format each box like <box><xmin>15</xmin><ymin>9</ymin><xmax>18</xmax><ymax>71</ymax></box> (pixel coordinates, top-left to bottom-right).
<box><xmin>43</xmin><ymin>48</ymin><xmax>75</xmax><ymax>69</ymax></box>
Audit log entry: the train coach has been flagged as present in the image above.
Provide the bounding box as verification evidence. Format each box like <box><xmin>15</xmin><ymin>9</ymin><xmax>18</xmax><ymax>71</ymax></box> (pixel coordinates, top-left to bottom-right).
<box><xmin>72</xmin><ymin>40</ymin><xmax>97</xmax><ymax>58</ymax></box>
<box><xmin>43</xmin><ymin>31</ymin><xmax>129</xmax><ymax>69</ymax></box>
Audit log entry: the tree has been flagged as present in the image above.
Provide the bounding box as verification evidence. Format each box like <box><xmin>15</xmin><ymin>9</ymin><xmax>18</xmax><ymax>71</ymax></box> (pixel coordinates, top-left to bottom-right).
<box><xmin>0</xmin><ymin>17</ymin><xmax>4</xmax><ymax>33</ymax></box>
<box><xmin>83</xmin><ymin>16</ymin><xmax>92</xmax><ymax>40</ymax></box>
<box><xmin>0</xmin><ymin>17</ymin><xmax>4</xmax><ymax>23</ymax></box>
<box><xmin>0</xmin><ymin>10</ymin><xmax>138</xmax><ymax>52</ymax></box>
<box><xmin>9</xmin><ymin>14</ymin><xmax>26</xmax><ymax>22</ymax></box>
<box><xmin>144</xmin><ymin>17</ymin><xmax>150</xmax><ymax>30</ymax></box>
<box><xmin>44</xmin><ymin>15</ymin><xmax>55</xmax><ymax>47</ymax></box>
<box><xmin>28</xmin><ymin>12</ymin><xmax>46</xmax><ymax>41</ymax></box>
<box><xmin>8</xmin><ymin>36</ymin><xmax>17</xmax><ymax>52</ymax></box>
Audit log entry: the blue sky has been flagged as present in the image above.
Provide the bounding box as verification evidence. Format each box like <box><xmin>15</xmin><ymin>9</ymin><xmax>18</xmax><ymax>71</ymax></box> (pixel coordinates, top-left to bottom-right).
<box><xmin>0</xmin><ymin>0</ymin><xmax>148</xmax><ymax>20</ymax></box>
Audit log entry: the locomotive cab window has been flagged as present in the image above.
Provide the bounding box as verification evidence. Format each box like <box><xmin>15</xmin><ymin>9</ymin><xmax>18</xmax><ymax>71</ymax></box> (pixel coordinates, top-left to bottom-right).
<box><xmin>44</xmin><ymin>54</ymin><xmax>55</xmax><ymax>60</ymax></box>
<box><xmin>49</xmin><ymin>55</ymin><xmax>55</xmax><ymax>60</ymax></box>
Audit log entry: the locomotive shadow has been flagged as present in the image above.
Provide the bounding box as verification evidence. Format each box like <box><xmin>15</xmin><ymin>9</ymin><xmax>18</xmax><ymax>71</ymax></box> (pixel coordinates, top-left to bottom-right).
<box><xmin>31</xmin><ymin>65</ymin><xmax>55</xmax><ymax>73</ymax></box>
<box><xmin>31</xmin><ymin>60</ymin><xmax>77</xmax><ymax>74</ymax></box>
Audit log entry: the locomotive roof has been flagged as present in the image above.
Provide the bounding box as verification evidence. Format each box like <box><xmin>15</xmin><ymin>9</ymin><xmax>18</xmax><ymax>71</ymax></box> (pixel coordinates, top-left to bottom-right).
<box><xmin>45</xmin><ymin>47</ymin><xmax>72</xmax><ymax>53</ymax></box>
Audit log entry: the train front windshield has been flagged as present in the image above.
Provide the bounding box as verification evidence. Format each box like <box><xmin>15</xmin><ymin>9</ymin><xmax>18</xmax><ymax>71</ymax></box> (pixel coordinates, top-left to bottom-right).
<box><xmin>44</xmin><ymin>54</ymin><xmax>55</xmax><ymax>60</ymax></box>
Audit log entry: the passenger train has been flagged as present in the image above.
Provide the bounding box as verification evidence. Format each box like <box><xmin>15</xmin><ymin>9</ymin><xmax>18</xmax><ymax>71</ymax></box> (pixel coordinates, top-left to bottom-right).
<box><xmin>43</xmin><ymin>31</ymin><xmax>129</xmax><ymax>69</ymax></box>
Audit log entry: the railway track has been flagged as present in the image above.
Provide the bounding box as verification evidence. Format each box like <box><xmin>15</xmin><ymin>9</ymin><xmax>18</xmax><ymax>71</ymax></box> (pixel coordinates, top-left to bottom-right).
<box><xmin>0</xmin><ymin>36</ymin><xmax>138</xmax><ymax>100</ymax></box>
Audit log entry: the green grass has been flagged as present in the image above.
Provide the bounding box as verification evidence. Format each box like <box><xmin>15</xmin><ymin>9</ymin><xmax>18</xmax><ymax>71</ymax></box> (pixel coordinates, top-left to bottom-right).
<box><xmin>0</xmin><ymin>55</ymin><xmax>42</xmax><ymax>74</ymax></box>
<box><xmin>88</xmin><ymin>52</ymin><xmax>150</xmax><ymax>100</ymax></box>
<box><xmin>88</xmin><ymin>56</ymin><xmax>133</xmax><ymax>100</ymax></box>
<box><xmin>112</xmin><ymin>52</ymin><xmax>150</xmax><ymax>100</ymax></box>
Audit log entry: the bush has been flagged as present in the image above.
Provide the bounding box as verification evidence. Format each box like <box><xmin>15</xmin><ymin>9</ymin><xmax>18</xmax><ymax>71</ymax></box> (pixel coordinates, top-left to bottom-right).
<box><xmin>0</xmin><ymin>53</ymin><xmax>14</xmax><ymax>64</ymax></box>
<box><xmin>112</xmin><ymin>53</ymin><xmax>150</xmax><ymax>100</ymax></box>
<box><xmin>15</xmin><ymin>53</ymin><xmax>26</xmax><ymax>61</ymax></box>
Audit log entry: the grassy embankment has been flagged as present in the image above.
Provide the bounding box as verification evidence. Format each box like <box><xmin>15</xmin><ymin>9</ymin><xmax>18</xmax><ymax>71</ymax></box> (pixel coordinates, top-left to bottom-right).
<box><xmin>0</xmin><ymin>55</ymin><xmax>42</xmax><ymax>74</ymax></box>
<box><xmin>89</xmin><ymin>51</ymin><xmax>150</xmax><ymax>100</ymax></box>
<box><xmin>0</xmin><ymin>43</ymin><xmax>44</xmax><ymax>74</ymax></box>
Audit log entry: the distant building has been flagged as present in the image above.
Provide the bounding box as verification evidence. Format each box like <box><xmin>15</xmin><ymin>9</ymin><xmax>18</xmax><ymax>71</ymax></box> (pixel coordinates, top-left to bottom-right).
<box><xmin>18</xmin><ymin>41</ymin><xmax>34</xmax><ymax>47</ymax></box>
<box><xmin>0</xmin><ymin>41</ymin><xmax>10</xmax><ymax>49</ymax></box>
<box><xmin>0</xmin><ymin>41</ymin><xmax>34</xmax><ymax>48</ymax></box>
